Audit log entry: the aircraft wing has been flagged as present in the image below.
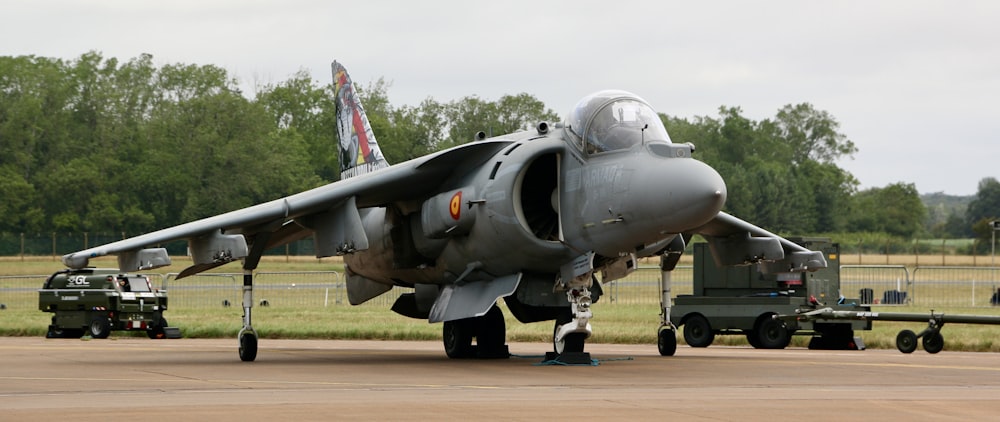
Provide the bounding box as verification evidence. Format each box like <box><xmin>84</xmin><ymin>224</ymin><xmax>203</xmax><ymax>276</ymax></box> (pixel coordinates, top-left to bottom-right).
<box><xmin>688</xmin><ymin>211</ymin><xmax>827</xmax><ymax>272</ymax></box>
<box><xmin>62</xmin><ymin>140</ymin><xmax>512</xmax><ymax>275</ymax></box>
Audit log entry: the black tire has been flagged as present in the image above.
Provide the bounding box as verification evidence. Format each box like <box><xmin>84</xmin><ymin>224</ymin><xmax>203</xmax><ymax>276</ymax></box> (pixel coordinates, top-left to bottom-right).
<box><xmin>553</xmin><ymin>312</ymin><xmax>585</xmax><ymax>354</ymax></box>
<box><xmin>556</xmin><ymin>332</ymin><xmax>587</xmax><ymax>355</ymax></box>
<box><xmin>683</xmin><ymin>314</ymin><xmax>714</xmax><ymax>348</ymax></box>
<box><xmin>239</xmin><ymin>332</ymin><xmax>258</xmax><ymax>362</ymax></box>
<box><xmin>443</xmin><ymin>319</ymin><xmax>475</xmax><ymax>359</ymax></box>
<box><xmin>88</xmin><ymin>316</ymin><xmax>111</xmax><ymax>339</ymax></box>
<box><xmin>147</xmin><ymin>317</ymin><xmax>167</xmax><ymax>339</ymax></box>
<box><xmin>745</xmin><ymin>330</ymin><xmax>763</xmax><ymax>349</ymax></box>
<box><xmin>896</xmin><ymin>330</ymin><xmax>918</xmax><ymax>354</ymax></box>
<box><xmin>46</xmin><ymin>326</ymin><xmax>64</xmax><ymax>338</ymax></box>
<box><xmin>474</xmin><ymin>306</ymin><xmax>507</xmax><ymax>357</ymax></box>
<box><xmin>756</xmin><ymin>317</ymin><xmax>791</xmax><ymax>349</ymax></box>
<box><xmin>658</xmin><ymin>328</ymin><xmax>677</xmax><ymax>356</ymax></box>
<box><xmin>922</xmin><ymin>331</ymin><xmax>944</xmax><ymax>354</ymax></box>
<box><xmin>47</xmin><ymin>318</ymin><xmax>67</xmax><ymax>338</ymax></box>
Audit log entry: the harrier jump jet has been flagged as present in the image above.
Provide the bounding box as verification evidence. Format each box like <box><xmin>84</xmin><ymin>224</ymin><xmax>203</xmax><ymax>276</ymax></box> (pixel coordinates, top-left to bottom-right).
<box><xmin>62</xmin><ymin>62</ymin><xmax>826</xmax><ymax>361</ymax></box>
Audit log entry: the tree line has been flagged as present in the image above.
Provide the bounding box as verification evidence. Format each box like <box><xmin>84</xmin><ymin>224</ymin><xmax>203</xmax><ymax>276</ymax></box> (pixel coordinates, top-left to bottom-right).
<box><xmin>1</xmin><ymin>52</ymin><xmax>996</xmax><ymax>248</ymax></box>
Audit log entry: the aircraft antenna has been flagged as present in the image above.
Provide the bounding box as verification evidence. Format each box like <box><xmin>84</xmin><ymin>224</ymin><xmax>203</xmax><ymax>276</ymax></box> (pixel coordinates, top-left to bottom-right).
<box><xmin>641</xmin><ymin>124</ymin><xmax>648</xmax><ymax>145</ymax></box>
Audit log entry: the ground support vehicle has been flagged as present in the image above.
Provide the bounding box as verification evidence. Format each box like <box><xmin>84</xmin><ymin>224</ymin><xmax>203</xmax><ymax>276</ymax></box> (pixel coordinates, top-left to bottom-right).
<box><xmin>39</xmin><ymin>268</ymin><xmax>173</xmax><ymax>339</ymax></box>
<box><xmin>669</xmin><ymin>238</ymin><xmax>870</xmax><ymax>350</ymax></box>
<box><xmin>789</xmin><ymin>307</ymin><xmax>1000</xmax><ymax>354</ymax></box>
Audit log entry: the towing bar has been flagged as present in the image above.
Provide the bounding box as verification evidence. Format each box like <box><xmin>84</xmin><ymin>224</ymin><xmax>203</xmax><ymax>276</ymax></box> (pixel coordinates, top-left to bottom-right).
<box><xmin>780</xmin><ymin>307</ymin><xmax>1000</xmax><ymax>354</ymax></box>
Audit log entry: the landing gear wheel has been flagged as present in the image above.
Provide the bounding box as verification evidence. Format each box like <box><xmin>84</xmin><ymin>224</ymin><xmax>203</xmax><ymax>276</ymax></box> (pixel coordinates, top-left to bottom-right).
<box><xmin>474</xmin><ymin>306</ymin><xmax>508</xmax><ymax>358</ymax></box>
<box><xmin>922</xmin><ymin>331</ymin><xmax>944</xmax><ymax>354</ymax></box>
<box><xmin>896</xmin><ymin>330</ymin><xmax>918</xmax><ymax>354</ymax></box>
<box><xmin>88</xmin><ymin>316</ymin><xmax>111</xmax><ymax>339</ymax></box>
<box><xmin>756</xmin><ymin>317</ymin><xmax>790</xmax><ymax>349</ymax></box>
<box><xmin>555</xmin><ymin>332</ymin><xmax>586</xmax><ymax>354</ymax></box>
<box><xmin>658</xmin><ymin>327</ymin><xmax>677</xmax><ymax>356</ymax></box>
<box><xmin>147</xmin><ymin>317</ymin><xmax>167</xmax><ymax>339</ymax></box>
<box><xmin>683</xmin><ymin>314</ymin><xmax>714</xmax><ymax>348</ymax></box>
<box><xmin>553</xmin><ymin>312</ymin><xmax>585</xmax><ymax>354</ymax></box>
<box><xmin>443</xmin><ymin>319</ymin><xmax>475</xmax><ymax>359</ymax></box>
<box><xmin>239</xmin><ymin>332</ymin><xmax>258</xmax><ymax>362</ymax></box>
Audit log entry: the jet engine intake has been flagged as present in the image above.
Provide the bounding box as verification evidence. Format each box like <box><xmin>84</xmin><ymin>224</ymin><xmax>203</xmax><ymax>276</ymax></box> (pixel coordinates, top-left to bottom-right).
<box><xmin>514</xmin><ymin>153</ymin><xmax>560</xmax><ymax>241</ymax></box>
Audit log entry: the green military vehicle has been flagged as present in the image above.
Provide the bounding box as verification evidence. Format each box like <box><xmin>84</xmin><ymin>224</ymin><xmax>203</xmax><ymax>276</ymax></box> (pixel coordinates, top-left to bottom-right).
<box><xmin>670</xmin><ymin>237</ymin><xmax>870</xmax><ymax>350</ymax></box>
<box><xmin>39</xmin><ymin>268</ymin><xmax>171</xmax><ymax>339</ymax></box>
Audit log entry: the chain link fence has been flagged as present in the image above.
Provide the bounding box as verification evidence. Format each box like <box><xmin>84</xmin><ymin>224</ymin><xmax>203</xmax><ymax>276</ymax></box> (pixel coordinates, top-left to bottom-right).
<box><xmin>911</xmin><ymin>267</ymin><xmax>1000</xmax><ymax>308</ymax></box>
<box><xmin>4</xmin><ymin>266</ymin><xmax>1000</xmax><ymax>312</ymax></box>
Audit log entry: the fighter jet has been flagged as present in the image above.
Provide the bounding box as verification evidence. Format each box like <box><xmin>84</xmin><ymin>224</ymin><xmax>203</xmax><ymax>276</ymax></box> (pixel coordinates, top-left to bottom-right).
<box><xmin>62</xmin><ymin>62</ymin><xmax>826</xmax><ymax>362</ymax></box>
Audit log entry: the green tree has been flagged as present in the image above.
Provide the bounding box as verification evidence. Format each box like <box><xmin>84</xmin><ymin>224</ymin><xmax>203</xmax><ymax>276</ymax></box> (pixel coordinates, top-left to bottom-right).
<box><xmin>773</xmin><ymin>103</ymin><xmax>857</xmax><ymax>164</ymax></box>
<box><xmin>0</xmin><ymin>165</ymin><xmax>43</xmax><ymax>231</ymax></box>
<box><xmin>664</xmin><ymin>105</ymin><xmax>857</xmax><ymax>234</ymax></box>
<box><xmin>967</xmin><ymin>177</ymin><xmax>1000</xmax><ymax>228</ymax></box>
<box><xmin>359</xmin><ymin>79</ymin><xmax>447</xmax><ymax>164</ymax></box>
<box><xmin>0</xmin><ymin>55</ymin><xmax>76</xmax><ymax>182</ymax></box>
<box><xmin>255</xmin><ymin>70</ymin><xmax>339</xmax><ymax>181</ymax></box>
<box><xmin>443</xmin><ymin>93</ymin><xmax>558</xmax><ymax>149</ymax></box>
<box><xmin>966</xmin><ymin>177</ymin><xmax>1000</xmax><ymax>251</ymax></box>
<box><xmin>848</xmin><ymin>183</ymin><xmax>926</xmax><ymax>237</ymax></box>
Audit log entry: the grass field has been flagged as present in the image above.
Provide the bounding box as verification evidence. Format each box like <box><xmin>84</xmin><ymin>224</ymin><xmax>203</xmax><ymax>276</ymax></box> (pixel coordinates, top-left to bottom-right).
<box><xmin>3</xmin><ymin>255</ymin><xmax>1000</xmax><ymax>352</ymax></box>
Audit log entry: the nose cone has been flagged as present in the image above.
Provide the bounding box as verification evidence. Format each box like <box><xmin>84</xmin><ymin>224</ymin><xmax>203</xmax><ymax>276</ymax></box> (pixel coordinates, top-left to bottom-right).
<box><xmin>638</xmin><ymin>157</ymin><xmax>727</xmax><ymax>233</ymax></box>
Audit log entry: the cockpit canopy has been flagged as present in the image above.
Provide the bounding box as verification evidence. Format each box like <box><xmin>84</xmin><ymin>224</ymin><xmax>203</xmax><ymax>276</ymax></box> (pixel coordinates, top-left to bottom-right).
<box><xmin>566</xmin><ymin>90</ymin><xmax>671</xmax><ymax>154</ymax></box>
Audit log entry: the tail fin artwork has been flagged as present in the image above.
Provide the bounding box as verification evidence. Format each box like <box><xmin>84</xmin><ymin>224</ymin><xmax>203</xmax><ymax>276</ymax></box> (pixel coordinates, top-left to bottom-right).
<box><xmin>333</xmin><ymin>61</ymin><xmax>389</xmax><ymax>179</ymax></box>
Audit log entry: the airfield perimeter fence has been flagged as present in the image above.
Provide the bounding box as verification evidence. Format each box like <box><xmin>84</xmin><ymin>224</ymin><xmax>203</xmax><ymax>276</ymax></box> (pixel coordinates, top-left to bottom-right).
<box><xmin>3</xmin><ymin>266</ymin><xmax>1000</xmax><ymax>312</ymax></box>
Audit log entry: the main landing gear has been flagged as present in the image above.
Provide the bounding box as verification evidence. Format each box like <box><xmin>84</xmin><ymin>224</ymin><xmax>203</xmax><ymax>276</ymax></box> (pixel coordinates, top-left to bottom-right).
<box><xmin>442</xmin><ymin>305</ymin><xmax>510</xmax><ymax>359</ymax></box>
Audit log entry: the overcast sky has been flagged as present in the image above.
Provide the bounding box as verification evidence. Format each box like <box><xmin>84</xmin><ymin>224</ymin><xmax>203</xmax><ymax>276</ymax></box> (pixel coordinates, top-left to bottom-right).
<box><xmin>5</xmin><ymin>1</ymin><xmax>998</xmax><ymax>196</ymax></box>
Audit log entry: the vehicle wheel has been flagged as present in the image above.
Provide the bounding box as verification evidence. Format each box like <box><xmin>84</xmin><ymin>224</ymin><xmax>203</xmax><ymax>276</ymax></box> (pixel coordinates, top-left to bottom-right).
<box><xmin>46</xmin><ymin>327</ymin><xmax>62</xmax><ymax>338</ymax></box>
<box><xmin>658</xmin><ymin>328</ymin><xmax>677</xmax><ymax>356</ymax></box>
<box><xmin>553</xmin><ymin>312</ymin><xmax>585</xmax><ymax>354</ymax></box>
<box><xmin>756</xmin><ymin>317</ymin><xmax>790</xmax><ymax>349</ymax></box>
<box><xmin>683</xmin><ymin>314</ymin><xmax>714</xmax><ymax>348</ymax></box>
<box><xmin>88</xmin><ymin>316</ymin><xmax>111</xmax><ymax>339</ymax></box>
<box><xmin>896</xmin><ymin>330</ymin><xmax>918</xmax><ymax>354</ymax></box>
<box><xmin>922</xmin><ymin>331</ymin><xmax>944</xmax><ymax>354</ymax></box>
<box><xmin>147</xmin><ymin>317</ymin><xmax>167</xmax><ymax>339</ymax></box>
<box><xmin>745</xmin><ymin>330</ymin><xmax>763</xmax><ymax>349</ymax></box>
<box><xmin>239</xmin><ymin>332</ymin><xmax>258</xmax><ymax>362</ymax></box>
<box><xmin>443</xmin><ymin>319</ymin><xmax>474</xmax><ymax>359</ymax></box>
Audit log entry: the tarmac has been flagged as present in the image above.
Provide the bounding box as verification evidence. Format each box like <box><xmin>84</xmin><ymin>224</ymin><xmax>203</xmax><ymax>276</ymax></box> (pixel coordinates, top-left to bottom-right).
<box><xmin>2</xmin><ymin>337</ymin><xmax>1000</xmax><ymax>421</ymax></box>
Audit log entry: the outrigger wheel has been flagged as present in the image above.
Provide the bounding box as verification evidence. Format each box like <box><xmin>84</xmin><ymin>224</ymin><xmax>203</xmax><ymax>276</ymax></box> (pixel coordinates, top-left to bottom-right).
<box><xmin>239</xmin><ymin>329</ymin><xmax>258</xmax><ymax>362</ymax></box>
<box><xmin>657</xmin><ymin>326</ymin><xmax>677</xmax><ymax>356</ymax></box>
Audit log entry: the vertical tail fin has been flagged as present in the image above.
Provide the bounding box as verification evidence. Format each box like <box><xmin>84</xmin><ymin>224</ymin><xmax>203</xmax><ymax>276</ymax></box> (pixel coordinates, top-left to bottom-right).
<box><xmin>333</xmin><ymin>61</ymin><xmax>389</xmax><ymax>179</ymax></box>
